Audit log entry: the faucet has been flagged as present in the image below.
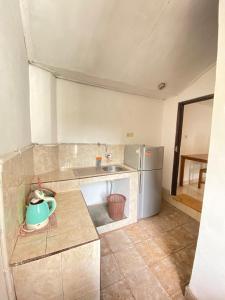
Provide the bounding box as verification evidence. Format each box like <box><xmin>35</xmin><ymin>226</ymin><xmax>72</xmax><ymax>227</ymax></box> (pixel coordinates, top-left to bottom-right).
<box><xmin>97</xmin><ymin>143</ymin><xmax>112</xmax><ymax>160</ymax></box>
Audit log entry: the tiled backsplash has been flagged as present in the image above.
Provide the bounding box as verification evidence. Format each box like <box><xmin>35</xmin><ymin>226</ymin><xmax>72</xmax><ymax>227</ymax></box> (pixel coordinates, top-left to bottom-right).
<box><xmin>33</xmin><ymin>144</ymin><xmax>58</xmax><ymax>175</ymax></box>
<box><xmin>0</xmin><ymin>145</ymin><xmax>34</xmax><ymax>258</ymax></box>
<box><xmin>58</xmin><ymin>143</ymin><xmax>124</xmax><ymax>169</ymax></box>
<box><xmin>33</xmin><ymin>143</ymin><xmax>125</xmax><ymax>174</ymax></box>
<box><xmin>0</xmin><ymin>143</ymin><xmax>125</xmax><ymax>257</ymax></box>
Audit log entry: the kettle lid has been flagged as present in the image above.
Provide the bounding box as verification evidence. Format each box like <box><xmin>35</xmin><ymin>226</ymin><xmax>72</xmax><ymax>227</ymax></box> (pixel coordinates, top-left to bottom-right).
<box><xmin>34</xmin><ymin>190</ymin><xmax>45</xmax><ymax>200</ymax></box>
<box><xmin>30</xmin><ymin>198</ymin><xmax>44</xmax><ymax>205</ymax></box>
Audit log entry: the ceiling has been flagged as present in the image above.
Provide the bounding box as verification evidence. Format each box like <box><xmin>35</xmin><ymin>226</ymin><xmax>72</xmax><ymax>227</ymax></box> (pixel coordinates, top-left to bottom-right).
<box><xmin>20</xmin><ymin>0</ymin><xmax>218</xmax><ymax>99</ymax></box>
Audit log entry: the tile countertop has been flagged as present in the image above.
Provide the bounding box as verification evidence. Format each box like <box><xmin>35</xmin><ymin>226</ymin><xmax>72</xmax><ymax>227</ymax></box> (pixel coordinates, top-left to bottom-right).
<box><xmin>32</xmin><ymin>165</ymin><xmax>136</xmax><ymax>184</ymax></box>
<box><xmin>10</xmin><ymin>190</ymin><xmax>99</xmax><ymax>267</ymax></box>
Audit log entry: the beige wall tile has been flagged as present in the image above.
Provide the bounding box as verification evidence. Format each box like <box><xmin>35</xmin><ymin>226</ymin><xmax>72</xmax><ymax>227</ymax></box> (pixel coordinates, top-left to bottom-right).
<box><xmin>12</xmin><ymin>254</ymin><xmax>63</xmax><ymax>300</ymax></box>
<box><xmin>39</xmin><ymin>179</ymin><xmax>80</xmax><ymax>193</ymax></box>
<box><xmin>62</xmin><ymin>240</ymin><xmax>100</xmax><ymax>300</ymax></box>
<box><xmin>3</xmin><ymin>186</ymin><xmax>20</xmax><ymax>257</ymax></box>
<box><xmin>2</xmin><ymin>153</ymin><xmax>23</xmax><ymax>188</ymax></box>
<box><xmin>58</xmin><ymin>144</ymin><xmax>124</xmax><ymax>169</ymax></box>
<box><xmin>33</xmin><ymin>144</ymin><xmax>58</xmax><ymax>174</ymax></box>
<box><xmin>1</xmin><ymin>146</ymin><xmax>34</xmax><ymax>259</ymax></box>
<box><xmin>21</xmin><ymin>146</ymin><xmax>34</xmax><ymax>184</ymax></box>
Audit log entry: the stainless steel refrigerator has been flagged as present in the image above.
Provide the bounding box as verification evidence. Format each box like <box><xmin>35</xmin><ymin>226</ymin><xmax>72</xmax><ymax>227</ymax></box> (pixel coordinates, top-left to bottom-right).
<box><xmin>124</xmin><ymin>145</ymin><xmax>164</xmax><ymax>219</ymax></box>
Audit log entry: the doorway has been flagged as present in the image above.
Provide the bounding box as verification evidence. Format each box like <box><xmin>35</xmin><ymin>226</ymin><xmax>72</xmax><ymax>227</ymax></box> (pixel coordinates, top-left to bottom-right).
<box><xmin>171</xmin><ymin>94</ymin><xmax>214</xmax><ymax>212</ymax></box>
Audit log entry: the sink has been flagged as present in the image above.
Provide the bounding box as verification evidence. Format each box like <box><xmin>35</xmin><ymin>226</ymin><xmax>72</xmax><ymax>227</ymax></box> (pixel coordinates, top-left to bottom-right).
<box><xmin>102</xmin><ymin>165</ymin><xmax>128</xmax><ymax>173</ymax></box>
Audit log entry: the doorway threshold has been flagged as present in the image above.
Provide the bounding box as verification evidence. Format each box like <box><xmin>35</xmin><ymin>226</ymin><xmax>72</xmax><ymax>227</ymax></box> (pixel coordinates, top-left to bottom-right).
<box><xmin>167</xmin><ymin>195</ymin><xmax>201</xmax><ymax>222</ymax></box>
<box><xmin>175</xmin><ymin>194</ymin><xmax>202</xmax><ymax>212</ymax></box>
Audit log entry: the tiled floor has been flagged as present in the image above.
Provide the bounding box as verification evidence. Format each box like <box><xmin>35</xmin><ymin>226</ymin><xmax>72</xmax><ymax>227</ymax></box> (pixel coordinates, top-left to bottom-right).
<box><xmin>100</xmin><ymin>201</ymin><xmax>199</xmax><ymax>299</ymax></box>
<box><xmin>177</xmin><ymin>182</ymin><xmax>204</xmax><ymax>202</ymax></box>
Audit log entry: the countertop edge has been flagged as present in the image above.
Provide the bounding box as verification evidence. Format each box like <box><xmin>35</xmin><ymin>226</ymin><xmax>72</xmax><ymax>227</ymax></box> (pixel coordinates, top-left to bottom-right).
<box><xmin>10</xmin><ymin>237</ymin><xmax>100</xmax><ymax>267</ymax></box>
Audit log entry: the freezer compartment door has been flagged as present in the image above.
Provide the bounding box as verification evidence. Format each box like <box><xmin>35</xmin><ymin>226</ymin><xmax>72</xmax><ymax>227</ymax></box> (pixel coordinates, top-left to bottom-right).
<box><xmin>124</xmin><ymin>144</ymin><xmax>140</xmax><ymax>169</ymax></box>
<box><xmin>141</xmin><ymin>146</ymin><xmax>164</xmax><ymax>171</ymax></box>
<box><xmin>139</xmin><ymin>169</ymin><xmax>162</xmax><ymax>219</ymax></box>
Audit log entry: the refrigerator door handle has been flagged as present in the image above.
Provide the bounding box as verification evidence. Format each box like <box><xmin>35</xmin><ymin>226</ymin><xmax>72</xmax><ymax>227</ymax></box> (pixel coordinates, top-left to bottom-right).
<box><xmin>139</xmin><ymin>172</ymin><xmax>142</xmax><ymax>194</ymax></box>
<box><xmin>139</xmin><ymin>145</ymin><xmax>145</xmax><ymax>170</ymax></box>
<box><xmin>139</xmin><ymin>148</ymin><xmax>142</xmax><ymax>170</ymax></box>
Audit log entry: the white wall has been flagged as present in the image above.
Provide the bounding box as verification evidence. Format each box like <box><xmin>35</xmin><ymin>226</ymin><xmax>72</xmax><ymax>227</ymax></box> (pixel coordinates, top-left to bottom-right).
<box><xmin>0</xmin><ymin>0</ymin><xmax>31</xmax><ymax>155</ymax></box>
<box><xmin>56</xmin><ymin>79</ymin><xmax>163</xmax><ymax>145</ymax></box>
<box><xmin>189</xmin><ymin>1</ymin><xmax>225</xmax><ymax>298</ymax></box>
<box><xmin>161</xmin><ymin>65</ymin><xmax>216</xmax><ymax>191</ymax></box>
<box><xmin>29</xmin><ymin>65</ymin><xmax>57</xmax><ymax>144</ymax></box>
<box><xmin>181</xmin><ymin>101</ymin><xmax>213</xmax><ymax>182</ymax></box>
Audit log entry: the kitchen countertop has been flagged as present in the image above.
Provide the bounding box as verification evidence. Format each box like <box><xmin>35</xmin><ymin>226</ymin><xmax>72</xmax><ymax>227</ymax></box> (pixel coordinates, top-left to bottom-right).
<box><xmin>32</xmin><ymin>165</ymin><xmax>136</xmax><ymax>184</ymax></box>
<box><xmin>10</xmin><ymin>190</ymin><xmax>99</xmax><ymax>266</ymax></box>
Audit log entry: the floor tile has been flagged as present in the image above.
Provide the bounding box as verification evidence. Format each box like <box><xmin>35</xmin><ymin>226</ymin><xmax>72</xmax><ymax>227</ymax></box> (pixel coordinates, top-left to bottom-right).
<box><xmin>166</xmin><ymin>211</ymin><xmax>192</xmax><ymax>227</ymax></box>
<box><xmin>138</xmin><ymin>218</ymin><xmax>163</xmax><ymax>237</ymax></box>
<box><xmin>135</xmin><ymin>238</ymin><xmax>167</xmax><ymax>266</ymax></box>
<box><xmin>125</xmin><ymin>267</ymin><xmax>170</xmax><ymax>300</ymax></box>
<box><xmin>151</xmin><ymin>215</ymin><xmax>178</xmax><ymax>232</ymax></box>
<box><xmin>170</xmin><ymin>226</ymin><xmax>196</xmax><ymax>248</ymax></box>
<box><xmin>114</xmin><ymin>247</ymin><xmax>146</xmax><ymax>276</ymax></box>
<box><xmin>159</xmin><ymin>202</ymin><xmax>177</xmax><ymax>216</ymax></box>
<box><xmin>101</xmin><ymin>254</ymin><xmax>123</xmax><ymax>289</ymax></box>
<box><xmin>101</xmin><ymin>280</ymin><xmax>134</xmax><ymax>300</ymax></box>
<box><xmin>100</xmin><ymin>237</ymin><xmax>112</xmax><ymax>256</ymax></box>
<box><xmin>182</xmin><ymin>220</ymin><xmax>200</xmax><ymax>237</ymax></box>
<box><xmin>100</xmin><ymin>202</ymin><xmax>199</xmax><ymax>300</ymax></box>
<box><xmin>153</xmin><ymin>231</ymin><xmax>183</xmax><ymax>254</ymax></box>
<box><xmin>172</xmin><ymin>244</ymin><xmax>196</xmax><ymax>269</ymax></box>
<box><xmin>151</xmin><ymin>256</ymin><xmax>187</xmax><ymax>296</ymax></box>
<box><xmin>105</xmin><ymin>229</ymin><xmax>132</xmax><ymax>252</ymax></box>
<box><xmin>124</xmin><ymin>223</ymin><xmax>150</xmax><ymax>243</ymax></box>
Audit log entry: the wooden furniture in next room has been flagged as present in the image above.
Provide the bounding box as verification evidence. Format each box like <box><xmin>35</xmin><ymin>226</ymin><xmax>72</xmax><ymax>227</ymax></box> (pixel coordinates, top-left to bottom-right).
<box><xmin>179</xmin><ymin>154</ymin><xmax>208</xmax><ymax>186</ymax></box>
<box><xmin>198</xmin><ymin>168</ymin><xmax>207</xmax><ymax>188</ymax></box>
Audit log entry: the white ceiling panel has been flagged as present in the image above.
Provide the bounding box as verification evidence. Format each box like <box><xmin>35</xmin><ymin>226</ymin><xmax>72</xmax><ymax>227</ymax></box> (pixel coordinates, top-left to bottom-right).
<box><xmin>20</xmin><ymin>0</ymin><xmax>218</xmax><ymax>99</ymax></box>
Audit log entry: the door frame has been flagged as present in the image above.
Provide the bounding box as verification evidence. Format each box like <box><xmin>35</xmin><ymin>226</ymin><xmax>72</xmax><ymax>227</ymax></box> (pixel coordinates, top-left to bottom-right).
<box><xmin>171</xmin><ymin>93</ymin><xmax>214</xmax><ymax>195</ymax></box>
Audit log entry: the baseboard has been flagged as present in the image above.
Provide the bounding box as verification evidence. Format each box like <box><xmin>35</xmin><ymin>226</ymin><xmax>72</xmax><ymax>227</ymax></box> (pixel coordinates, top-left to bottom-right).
<box><xmin>185</xmin><ymin>285</ymin><xmax>198</xmax><ymax>300</ymax></box>
<box><xmin>162</xmin><ymin>188</ymin><xmax>170</xmax><ymax>201</ymax></box>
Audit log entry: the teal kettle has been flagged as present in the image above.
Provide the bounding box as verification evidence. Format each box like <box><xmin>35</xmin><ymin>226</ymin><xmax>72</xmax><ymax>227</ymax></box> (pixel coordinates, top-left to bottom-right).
<box><xmin>26</xmin><ymin>190</ymin><xmax>56</xmax><ymax>230</ymax></box>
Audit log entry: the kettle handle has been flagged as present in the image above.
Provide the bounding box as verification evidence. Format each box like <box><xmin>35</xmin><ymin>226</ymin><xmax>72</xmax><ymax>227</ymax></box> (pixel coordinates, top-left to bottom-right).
<box><xmin>45</xmin><ymin>197</ymin><xmax>57</xmax><ymax>216</ymax></box>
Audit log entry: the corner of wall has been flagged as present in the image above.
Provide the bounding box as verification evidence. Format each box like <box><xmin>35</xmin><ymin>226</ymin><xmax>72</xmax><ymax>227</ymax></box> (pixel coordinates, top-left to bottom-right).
<box><xmin>185</xmin><ymin>285</ymin><xmax>198</xmax><ymax>300</ymax></box>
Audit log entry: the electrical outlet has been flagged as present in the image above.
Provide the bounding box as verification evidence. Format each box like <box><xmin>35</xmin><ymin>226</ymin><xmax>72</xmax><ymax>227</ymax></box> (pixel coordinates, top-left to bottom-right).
<box><xmin>126</xmin><ymin>132</ymin><xmax>134</xmax><ymax>138</ymax></box>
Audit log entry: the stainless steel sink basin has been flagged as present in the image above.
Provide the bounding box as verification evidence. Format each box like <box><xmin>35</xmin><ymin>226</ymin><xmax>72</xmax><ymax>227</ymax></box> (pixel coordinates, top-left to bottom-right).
<box><xmin>101</xmin><ymin>165</ymin><xmax>128</xmax><ymax>173</ymax></box>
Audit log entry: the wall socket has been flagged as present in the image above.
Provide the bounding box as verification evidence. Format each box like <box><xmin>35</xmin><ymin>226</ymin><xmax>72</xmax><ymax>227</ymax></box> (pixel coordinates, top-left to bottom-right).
<box><xmin>126</xmin><ymin>132</ymin><xmax>134</xmax><ymax>138</ymax></box>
